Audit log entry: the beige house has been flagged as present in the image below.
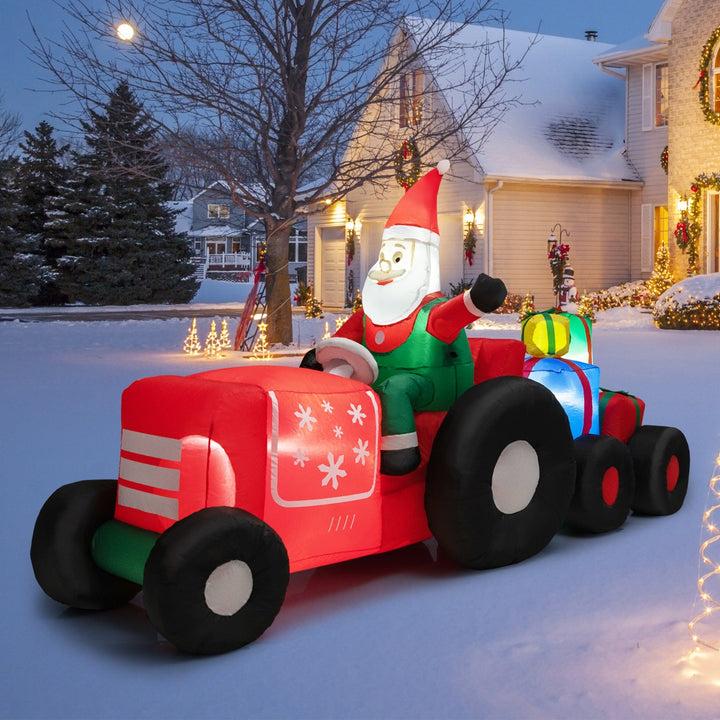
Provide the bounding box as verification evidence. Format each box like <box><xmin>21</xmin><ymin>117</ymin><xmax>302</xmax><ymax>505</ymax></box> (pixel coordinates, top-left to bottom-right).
<box><xmin>596</xmin><ymin>0</ymin><xmax>720</xmax><ymax>279</ymax></box>
<box><xmin>309</xmin><ymin>2</ymin><xmax>720</xmax><ymax>310</ymax></box>
<box><xmin>308</xmin><ymin>24</ymin><xmax>643</xmax><ymax>309</ymax></box>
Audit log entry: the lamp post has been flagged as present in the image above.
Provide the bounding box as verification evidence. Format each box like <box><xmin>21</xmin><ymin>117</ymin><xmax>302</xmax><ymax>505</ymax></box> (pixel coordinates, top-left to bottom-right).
<box><xmin>547</xmin><ymin>223</ymin><xmax>570</xmax><ymax>308</ymax></box>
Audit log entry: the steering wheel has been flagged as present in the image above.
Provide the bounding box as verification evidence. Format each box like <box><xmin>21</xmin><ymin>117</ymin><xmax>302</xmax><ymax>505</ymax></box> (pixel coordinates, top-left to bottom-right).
<box><xmin>315</xmin><ymin>337</ymin><xmax>379</xmax><ymax>385</ymax></box>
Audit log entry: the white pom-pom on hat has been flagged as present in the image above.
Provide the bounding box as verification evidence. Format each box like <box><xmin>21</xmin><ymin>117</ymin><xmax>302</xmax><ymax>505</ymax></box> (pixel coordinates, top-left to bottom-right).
<box><xmin>437</xmin><ymin>159</ymin><xmax>450</xmax><ymax>175</ymax></box>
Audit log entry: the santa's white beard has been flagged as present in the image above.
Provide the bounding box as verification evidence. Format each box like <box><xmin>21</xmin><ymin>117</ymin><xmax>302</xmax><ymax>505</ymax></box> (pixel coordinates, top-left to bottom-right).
<box><xmin>362</xmin><ymin>252</ymin><xmax>432</xmax><ymax>325</ymax></box>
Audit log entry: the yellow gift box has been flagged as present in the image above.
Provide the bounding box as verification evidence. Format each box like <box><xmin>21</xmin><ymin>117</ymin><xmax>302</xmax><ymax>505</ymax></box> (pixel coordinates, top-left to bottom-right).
<box><xmin>521</xmin><ymin>313</ymin><xmax>571</xmax><ymax>358</ymax></box>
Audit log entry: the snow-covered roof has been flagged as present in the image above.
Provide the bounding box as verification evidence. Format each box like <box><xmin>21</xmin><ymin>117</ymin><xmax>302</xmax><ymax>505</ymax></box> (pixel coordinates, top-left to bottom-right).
<box><xmin>592</xmin><ymin>34</ymin><xmax>668</xmax><ymax>67</ymax></box>
<box><xmin>187</xmin><ymin>224</ymin><xmax>244</xmax><ymax>238</ymax></box>
<box><xmin>409</xmin><ymin>22</ymin><xmax>640</xmax><ymax>184</ymax></box>
<box><xmin>646</xmin><ymin>0</ymin><xmax>682</xmax><ymax>43</ymax></box>
<box><xmin>190</xmin><ymin>180</ymin><xmax>231</xmax><ymax>202</ymax></box>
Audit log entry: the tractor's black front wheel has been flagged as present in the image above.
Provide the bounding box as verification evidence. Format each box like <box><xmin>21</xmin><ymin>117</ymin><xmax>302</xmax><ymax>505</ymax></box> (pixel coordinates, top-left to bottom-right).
<box><xmin>143</xmin><ymin>507</ymin><xmax>289</xmax><ymax>654</ymax></box>
<box><xmin>30</xmin><ymin>480</ymin><xmax>140</xmax><ymax>610</ymax></box>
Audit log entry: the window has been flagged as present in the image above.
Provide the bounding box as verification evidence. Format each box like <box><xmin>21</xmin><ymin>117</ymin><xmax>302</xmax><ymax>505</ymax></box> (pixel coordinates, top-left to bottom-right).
<box><xmin>653</xmin><ymin>205</ymin><xmax>668</xmax><ymax>256</ymax></box>
<box><xmin>655</xmin><ymin>64</ymin><xmax>668</xmax><ymax>127</ymax></box>
<box><xmin>399</xmin><ymin>70</ymin><xmax>424</xmax><ymax>128</ymax></box>
<box><xmin>288</xmin><ymin>227</ymin><xmax>308</xmax><ymax>263</ymax></box>
<box><xmin>207</xmin><ymin>203</ymin><xmax>230</xmax><ymax>219</ymax></box>
<box><xmin>642</xmin><ymin>63</ymin><xmax>668</xmax><ymax>131</ymax></box>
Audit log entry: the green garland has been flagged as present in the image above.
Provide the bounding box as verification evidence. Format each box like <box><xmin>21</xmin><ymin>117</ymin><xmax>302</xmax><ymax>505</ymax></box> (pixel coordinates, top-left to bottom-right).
<box><xmin>698</xmin><ymin>25</ymin><xmax>720</xmax><ymax>125</ymax></box>
<box><xmin>660</xmin><ymin>145</ymin><xmax>668</xmax><ymax>174</ymax></box>
<box><xmin>394</xmin><ymin>140</ymin><xmax>421</xmax><ymax>189</ymax></box>
<box><xmin>675</xmin><ymin>172</ymin><xmax>720</xmax><ymax>275</ymax></box>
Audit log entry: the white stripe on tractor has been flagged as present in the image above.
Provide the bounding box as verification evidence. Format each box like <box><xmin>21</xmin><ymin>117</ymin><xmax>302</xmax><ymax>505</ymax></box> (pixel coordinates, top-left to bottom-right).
<box><xmin>119</xmin><ymin>457</ymin><xmax>180</xmax><ymax>491</ymax></box>
<box><xmin>121</xmin><ymin>429</ymin><xmax>182</xmax><ymax>462</ymax></box>
<box><xmin>117</xmin><ymin>485</ymin><xmax>178</xmax><ymax>520</ymax></box>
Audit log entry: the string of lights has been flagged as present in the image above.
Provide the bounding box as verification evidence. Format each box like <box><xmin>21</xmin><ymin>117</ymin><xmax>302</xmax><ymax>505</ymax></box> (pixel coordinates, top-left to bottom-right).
<box><xmin>689</xmin><ymin>453</ymin><xmax>720</xmax><ymax>651</ymax></box>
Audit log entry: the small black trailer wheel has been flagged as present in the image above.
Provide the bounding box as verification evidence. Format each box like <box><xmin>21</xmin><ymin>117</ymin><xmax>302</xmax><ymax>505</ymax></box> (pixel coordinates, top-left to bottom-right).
<box><xmin>628</xmin><ymin>425</ymin><xmax>689</xmax><ymax>515</ymax></box>
<box><xmin>425</xmin><ymin>376</ymin><xmax>576</xmax><ymax>570</ymax></box>
<box><xmin>30</xmin><ymin>479</ymin><xmax>140</xmax><ymax>610</ymax></box>
<box><xmin>565</xmin><ymin>434</ymin><xmax>635</xmax><ymax>533</ymax></box>
<box><xmin>143</xmin><ymin>507</ymin><xmax>289</xmax><ymax>654</ymax></box>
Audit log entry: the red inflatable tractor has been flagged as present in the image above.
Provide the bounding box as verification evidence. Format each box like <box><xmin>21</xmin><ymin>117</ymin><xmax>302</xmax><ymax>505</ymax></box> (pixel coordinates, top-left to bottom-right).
<box><xmin>31</xmin><ymin>337</ymin><xmax>689</xmax><ymax>654</ymax></box>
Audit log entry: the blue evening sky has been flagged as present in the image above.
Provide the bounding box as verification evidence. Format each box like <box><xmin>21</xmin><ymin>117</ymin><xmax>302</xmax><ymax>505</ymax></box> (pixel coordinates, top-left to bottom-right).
<box><xmin>1</xmin><ymin>0</ymin><xmax>664</xmax><ymax>136</ymax></box>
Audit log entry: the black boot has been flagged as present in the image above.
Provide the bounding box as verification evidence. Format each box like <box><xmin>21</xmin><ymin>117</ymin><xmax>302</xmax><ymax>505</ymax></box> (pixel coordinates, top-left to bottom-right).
<box><xmin>380</xmin><ymin>446</ymin><xmax>421</xmax><ymax>475</ymax></box>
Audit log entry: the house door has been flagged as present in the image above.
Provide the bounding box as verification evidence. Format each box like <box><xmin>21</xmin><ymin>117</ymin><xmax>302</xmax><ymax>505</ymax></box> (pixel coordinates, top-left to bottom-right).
<box><xmin>708</xmin><ymin>192</ymin><xmax>720</xmax><ymax>273</ymax></box>
<box><xmin>321</xmin><ymin>227</ymin><xmax>346</xmax><ymax>308</ymax></box>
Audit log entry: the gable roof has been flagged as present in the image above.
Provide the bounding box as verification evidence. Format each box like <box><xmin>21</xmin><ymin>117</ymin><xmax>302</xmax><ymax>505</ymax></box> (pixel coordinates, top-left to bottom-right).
<box><xmin>409</xmin><ymin>21</ymin><xmax>640</xmax><ymax>184</ymax></box>
<box><xmin>646</xmin><ymin>0</ymin><xmax>683</xmax><ymax>42</ymax></box>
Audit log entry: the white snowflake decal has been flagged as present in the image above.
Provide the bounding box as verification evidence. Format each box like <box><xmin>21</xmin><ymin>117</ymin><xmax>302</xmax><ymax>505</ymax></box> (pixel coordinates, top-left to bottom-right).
<box><xmin>318</xmin><ymin>452</ymin><xmax>347</xmax><ymax>490</ymax></box>
<box><xmin>292</xmin><ymin>449</ymin><xmax>309</xmax><ymax>467</ymax></box>
<box><xmin>347</xmin><ymin>403</ymin><xmax>366</xmax><ymax>426</ymax></box>
<box><xmin>333</xmin><ymin>425</ymin><xmax>343</xmax><ymax>438</ymax></box>
<box><xmin>294</xmin><ymin>403</ymin><xmax>317</xmax><ymax>431</ymax></box>
<box><xmin>353</xmin><ymin>438</ymin><xmax>370</xmax><ymax>466</ymax></box>
<box><xmin>321</xmin><ymin>399</ymin><xmax>334</xmax><ymax>413</ymax></box>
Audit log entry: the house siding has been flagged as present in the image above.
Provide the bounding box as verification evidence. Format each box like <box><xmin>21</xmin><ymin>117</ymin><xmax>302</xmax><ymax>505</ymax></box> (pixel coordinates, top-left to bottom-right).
<box><xmin>491</xmin><ymin>183</ymin><xmax>633</xmax><ymax>308</ymax></box>
<box><xmin>625</xmin><ymin>62</ymin><xmax>669</xmax><ymax>278</ymax></box>
<box><xmin>667</xmin><ymin>0</ymin><xmax>720</xmax><ymax>276</ymax></box>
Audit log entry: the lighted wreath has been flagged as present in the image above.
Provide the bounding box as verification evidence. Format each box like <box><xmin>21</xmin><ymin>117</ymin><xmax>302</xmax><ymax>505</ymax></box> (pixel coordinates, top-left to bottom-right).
<box><xmin>697</xmin><ymin>25</ymin><xmax>720</xmax><ymax>125</ymax></box>
<box><xmin>674</xmin><ymin>173</ymin><xmax>720</xmax><ymax>276</ymax></box>
<box><xmin>660</xmin><ymin>145</ymin><xmax>668</xmax><ymax>174</ymax></box>
<box><xmin>394</xmin><ymin>140</ymin><xmax>421</xmax><ymax>189</ymax></box>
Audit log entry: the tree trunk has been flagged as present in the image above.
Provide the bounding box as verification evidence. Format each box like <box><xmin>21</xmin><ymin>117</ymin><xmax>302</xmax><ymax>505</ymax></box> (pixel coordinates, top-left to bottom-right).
<box><xmin>265</xmin><ymin>220</ymin><xmax>293</xmax><ymax>346</ymax></box>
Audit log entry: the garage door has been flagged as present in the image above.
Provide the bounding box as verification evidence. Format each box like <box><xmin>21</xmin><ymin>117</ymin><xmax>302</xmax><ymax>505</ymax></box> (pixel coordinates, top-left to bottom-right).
<box><xmin>321</xmin><ymin>227</ymin><xmax>346</xmax><ymax>308</ymax></box>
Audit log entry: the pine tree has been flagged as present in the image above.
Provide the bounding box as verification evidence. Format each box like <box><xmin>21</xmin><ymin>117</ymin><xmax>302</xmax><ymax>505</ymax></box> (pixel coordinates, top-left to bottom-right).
<box><xmin>0</xmin><ymin>158</ymin><xmax>43</xmax><ymax>306</ymax></box>
<box><xmin>16</xmin><ymin>121</ymin><xmax>69</xmax><ymax>236</ymax></box>
<box><xmin>645</xmin><ymin>243</ymin><xmax>674</xmax><ymax>299</ymax></box>
<box><xmin>15</xmin><ymin>122</ymin><xmax>70</xmax><ymax>304</ymax></box>
<box><xmin>51</xmin><ymin>82</ymin><xmax>198</xmax><ymax>305</ymax></box>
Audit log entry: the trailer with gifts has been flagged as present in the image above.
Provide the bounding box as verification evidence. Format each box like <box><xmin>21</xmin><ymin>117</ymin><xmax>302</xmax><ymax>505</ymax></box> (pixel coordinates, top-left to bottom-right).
<box><xmin>31</xmin><ymin>333</ymin><xmax>689</xmax><ymax>655</ymax></box>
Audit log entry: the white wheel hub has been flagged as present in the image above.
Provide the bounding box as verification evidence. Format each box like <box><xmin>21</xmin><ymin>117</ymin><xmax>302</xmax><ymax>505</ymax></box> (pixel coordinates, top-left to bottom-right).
<box><xmin>204</xmin><ymin>560</ymin><xmax>253</xmax><ymax>616</ymax></box>
<box><xmin>491</xmin><ymin>440</ymin><xmax>540</xmax><ymax>514</ymax></box>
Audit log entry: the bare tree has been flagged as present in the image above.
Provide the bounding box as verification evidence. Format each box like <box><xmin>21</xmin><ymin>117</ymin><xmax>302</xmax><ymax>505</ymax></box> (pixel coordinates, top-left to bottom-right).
<box><xmin>32</xmin><ymin>0</ymin><xmax>530</xmax><ymax>344</ymax></box>
<box><xmin>0</xmin><ymin>94</ymin><xmax>22</xmax><ymax>160</ymax></box>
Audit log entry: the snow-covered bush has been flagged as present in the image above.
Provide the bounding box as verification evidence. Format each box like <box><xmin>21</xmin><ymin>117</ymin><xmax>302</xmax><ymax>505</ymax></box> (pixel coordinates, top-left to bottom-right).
<box><xmin>582</xmin><ymin>280</ymin><xmax>654</xmax><ymax>318</ymax></box>
<box><xmin>653</xmin><ymin>273</ymin><xmax>720</xmax><ymax>329</ymax></box>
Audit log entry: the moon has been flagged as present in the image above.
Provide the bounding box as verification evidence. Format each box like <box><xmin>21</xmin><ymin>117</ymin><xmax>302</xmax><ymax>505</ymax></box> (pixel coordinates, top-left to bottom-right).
<box><xmin>116</xmin><ymin>22</ymin><xmax>135</xmax><ymax>41</ymax></box>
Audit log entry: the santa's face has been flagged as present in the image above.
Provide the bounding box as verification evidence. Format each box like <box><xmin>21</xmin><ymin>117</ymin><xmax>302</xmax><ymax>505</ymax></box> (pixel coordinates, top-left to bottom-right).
<box><xmin>362</xmin><ymin>237</ymin><xmax>431</xmax><ymax>325</ymax></box>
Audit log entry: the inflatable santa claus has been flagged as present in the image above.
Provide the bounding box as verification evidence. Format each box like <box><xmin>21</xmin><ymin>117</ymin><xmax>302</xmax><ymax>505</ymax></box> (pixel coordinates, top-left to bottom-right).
<box><xmin>306</xmin><ymin>160</ymin><xmax>507</xmax><ymax>474</ymax></box>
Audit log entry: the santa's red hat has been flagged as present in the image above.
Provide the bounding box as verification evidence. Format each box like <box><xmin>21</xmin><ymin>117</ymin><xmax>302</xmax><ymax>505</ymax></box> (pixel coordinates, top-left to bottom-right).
<box><xmin>383</xmin><ymin>160</ymin><xmax>449</xmax><ymax>247</ymax></box>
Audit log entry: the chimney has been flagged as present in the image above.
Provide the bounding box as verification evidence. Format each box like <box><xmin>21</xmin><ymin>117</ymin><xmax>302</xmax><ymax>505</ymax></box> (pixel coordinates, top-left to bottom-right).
<box><xmin>585</xmin><ymin>30</ymin><xmax>598</xmax><ymax>41</ymax></box>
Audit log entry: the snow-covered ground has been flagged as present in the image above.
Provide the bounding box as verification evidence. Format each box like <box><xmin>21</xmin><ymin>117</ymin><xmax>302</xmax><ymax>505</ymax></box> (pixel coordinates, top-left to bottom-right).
<box><xmin>2</xmin><ymin>281</ymin><xmax>720</xmax><ymax>719</ymax></box>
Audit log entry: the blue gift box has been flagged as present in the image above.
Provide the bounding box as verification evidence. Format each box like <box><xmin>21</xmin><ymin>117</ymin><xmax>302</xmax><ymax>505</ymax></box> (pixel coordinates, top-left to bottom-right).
<box><xmin>523</xmin><ymin>357</ymin><xmax>600</xmax><ymax>438</ymax></box>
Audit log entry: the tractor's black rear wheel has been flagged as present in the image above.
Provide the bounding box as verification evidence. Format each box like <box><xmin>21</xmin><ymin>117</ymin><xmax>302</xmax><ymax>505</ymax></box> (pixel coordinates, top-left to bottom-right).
<box><xmin>565</xmin><ymin>434</ymin><xmax>635</xmax><ymax>533</ymax></box>
<box><xmin>628</xmin><ymin>425</ymin><xmax>689</xmax><ymax>515</ymax></box>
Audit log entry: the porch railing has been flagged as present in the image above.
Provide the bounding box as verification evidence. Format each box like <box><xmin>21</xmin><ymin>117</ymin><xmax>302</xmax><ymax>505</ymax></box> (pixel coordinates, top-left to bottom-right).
<box><xmin>206</xmin><ymin>252</ymin><xmax>252</xmax><ymax>269</ymax></box>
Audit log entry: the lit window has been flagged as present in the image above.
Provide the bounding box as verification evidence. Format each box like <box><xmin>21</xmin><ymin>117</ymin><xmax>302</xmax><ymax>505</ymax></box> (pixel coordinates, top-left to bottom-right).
<box><xmin>399</xmin><ymin>70</ymin><xmax>424</xmax><ymax>128</ymax></box>
<box><xmin>655</xmin><ymin>64</ymin><xmax>668</xmax><ymax>127</ymax></box>
<box><xmin>654</xmin><ymin>206</ymin><xmax>668</xmax><ymax>256</ymax></box>
<box><xmin>713</xmin><ymin>46</ymin><xmax>720</xmax><ymax>114</ymax></box>
<box><xmin>208</xmin><ymin>203</ymin><xmax>230</xmax><ymax>219</ymax></box>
